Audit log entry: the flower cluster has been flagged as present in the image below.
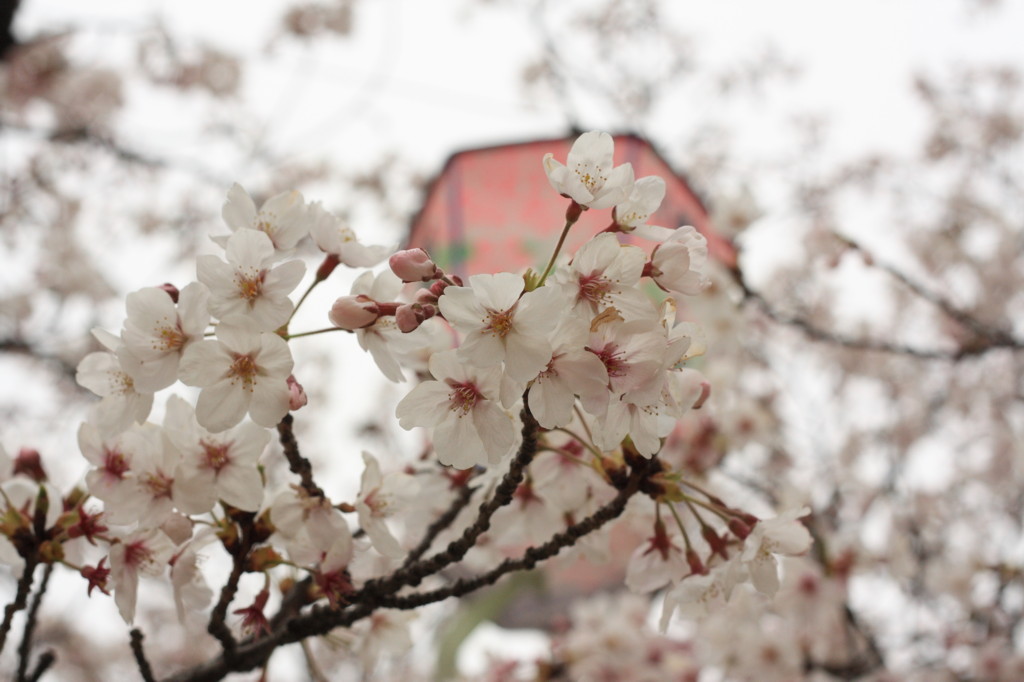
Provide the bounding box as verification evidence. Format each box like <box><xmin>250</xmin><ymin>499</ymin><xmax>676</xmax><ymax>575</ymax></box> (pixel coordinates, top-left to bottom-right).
<box><xmin>0</xmin><ymin>132</ymin><xmax>809</xmax><ymax>680</ymax></box>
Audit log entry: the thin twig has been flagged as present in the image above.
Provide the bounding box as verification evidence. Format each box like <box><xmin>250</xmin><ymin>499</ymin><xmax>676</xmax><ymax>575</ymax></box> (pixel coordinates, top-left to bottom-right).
<box><xmin>359</xmin><ymin>408</ymin><xmax>540</xmax><ymax>596</ymax></box>
<box><xmin>208</xmin><ymin>515</ymin><xmax>256</xmax><ymax>658</ymax></box>
<box><xmin>16</xmin><ymin>563</ymin><xmax>51</xmax><ymax>682</ymax></box>
<box><xmin>379</xmin><ymin>455</ymin><xmax>657</xmax><ymax>611</ymax></box>
<box><xmin>731</xmin><ymin>263</ymin><xmax>1022</xmax><ymax>360</ymax></box>
<box><xmin>25</xmin><ymin>650</ymin><xmax>55</xmax><ymax>682</ymax></box>
<box><xmin>130</xmin><ymin>628</ymin><xmax>157</xmax><ymax>682</ymax></box>
<box><xmin>400</xmin><ymin>483</ymin><xmax>476</xmax><ymax>569</ymax></box>
<box><xmin>276</xmin><ymin>414</ymin><xmax>324</xmax><ymax>498</ymax></box>
<box><xmin>838</xmin><ymin>234</ymin><xmax>1019</xmax><ymax>342</ymax></box>
<box><xmin>0</xmin><ymin>560</ymin><xmax>38</xmax><ymax>655</ymax></box>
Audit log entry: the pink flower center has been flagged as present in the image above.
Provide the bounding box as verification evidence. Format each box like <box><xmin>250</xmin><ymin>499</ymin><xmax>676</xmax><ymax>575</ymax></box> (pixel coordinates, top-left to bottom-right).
<box><xmin>154</xmin><ymin>323</ymin><xmax>187</xmax><ymax>352</ymax></box>
<box><xmin>200</xmin><ymin>440</ymin><xmax>232</xmax><ymax>472</ymax></box>
<box><xmin>446</xmin><ymin>380</ymin><xmax>483</xmax><ymax>415</ymax></box>
<box><xmin>484</xmin><ymin>308</ymin><xmax>515</xmax><ymax>338</ymax></box>
<box><xmin>123</xmin><ymin>540</ymin><xmax>153</xmax><ymax>569</ymax></box>
<box><xmin>578</xmin><ymin>273</ymin><xmax>612</xmax><ymax>305</ymax></box>
<box><xmin>141</xmin><ymin>470</ymin><xmax>174</xmax><ymax>499</ymax></box>
<box><xmin>235</xmin><ymin>268</ymin><xmax>266</xmax><ymax>302</ymax></box>
<box><xmin>228</xmin><ymin>353</ymin><xmax>259</xmax><ymax>389</ymax></box>
<box><xmin>573</xmin><ymin>163</ymin><xmax>606</xmax><ymax>192</ymax></box>
<box><xmin>587</xmin><ymin>343</ymin><xmax>628</xmax><ymax>378</ymax></box>
<box><xmin>103</xmin><ymin>448</ymin><xmax>130</xmax><ymax>480</ymax></box>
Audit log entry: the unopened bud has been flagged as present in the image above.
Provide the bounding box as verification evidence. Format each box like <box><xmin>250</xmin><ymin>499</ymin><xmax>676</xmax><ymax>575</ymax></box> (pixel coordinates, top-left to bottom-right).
<box><xmin>415</xmin><ymin>288</ymin><xmax>439</xmax><ymax>305</ymax></box>
<box><xmin>13</xmin><ymin>448</ymin><xmax>47</xmax><ymax>482</ymax></box>
<box><xmin>389</xmin><ymin>248</ymin><xmax>440</xmax><ymax>282</ymax></box>
<box><xmin>159</xmin><ymin>283</ymin><xmax>180</xmax><ymax>303</ymax></box>
<box><xmin>287</xmin><ymin>374</ymin><xmax>308</xmax><ymax>410</ymax></box>
<box><xmin>328</xmin><ymin>295</ymin><xmax>378</xmax><ymax>330</ymax></box>
<box><xmin>395</xmin><ymin>303</ymin><xmax>437</xmax><ymax>333</ymax></box>
<box><xmin>429</xmin><ymin>280</ymin><xmax>450</xmax><ymax>298</ymax></box>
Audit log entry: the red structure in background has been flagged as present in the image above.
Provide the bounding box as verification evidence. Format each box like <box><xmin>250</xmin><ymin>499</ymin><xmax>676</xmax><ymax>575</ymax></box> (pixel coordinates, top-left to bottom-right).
<box><xmin>407</xmin><ymin>133</ymin><xmax>737</xmax><ymax>279</ymax></box>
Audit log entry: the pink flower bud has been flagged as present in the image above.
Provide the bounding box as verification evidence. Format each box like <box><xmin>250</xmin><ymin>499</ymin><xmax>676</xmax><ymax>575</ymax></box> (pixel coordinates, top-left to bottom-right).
<box><xmin>159</xmin><ymin>283</ymin><xmax>180</xmax><ymax>303</ymax></box>
<box><xmin>287</xmin><ymin>374</ymin><xmax>308</xmax><ymax>410</ymax></box>
<box><xmin>13</xmin><ymin>448</ymin><xmax>47</xmax><ymax>482</ymax></box>
<box><xmin>395</xmin><ymin>303</ymin><xmax>437</xmax><ymax>333</ymax></box>
<box><xmin>328</xmin><ymin>295</ymin><xmax>378</xmax><ymax>330</ymax></box>
<box><xmin>415</xmin><ymin>288</ymin><xmax>439</xmax><ymax>305</ymax></box>
<box><xmin>389</xmin><ymin>248</ymin><xmax>440</xmax><ymax>282</ymax></box>
<box><xmin>395</xmin><ymin>305</ymin><xmax>420</xmax><ymax>333</ymax></box>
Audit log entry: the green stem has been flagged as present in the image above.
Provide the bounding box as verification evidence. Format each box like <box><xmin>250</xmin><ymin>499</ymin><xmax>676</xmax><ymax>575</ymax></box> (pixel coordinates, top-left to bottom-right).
<box><xmin>286</xmin><ymin>279</ymin><xmax>321</xmax><ymax>327</ymax></box>
<box><xmin>286</xmin><ymin>327</ymin><xmax>347</xmax><ymax>340</ymax></box>
<box><xmin>552</xmin><ymin>427</ymin><xmax>602</xmax><ymax>459</ymax></box>
<box><xmin>667</xmin><ymin>501</ymin><xmax>693</xmax><ymax>550</ymax></box>
<box><xmin>537</xmin><ymin>211</ymin><xmax>581</xmax><ymax>287</ymax></box>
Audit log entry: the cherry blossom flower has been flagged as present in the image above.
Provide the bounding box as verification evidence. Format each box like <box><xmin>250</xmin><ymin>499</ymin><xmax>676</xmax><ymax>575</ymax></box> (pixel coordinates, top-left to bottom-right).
<box><xmin>219</xmin><ymin>183</ymin><xmax>311</xmax><ymax>253</ymax></box>
<box><xmin>270</xmin><ymin>487</ymin><xmax>353</xmax><ymax>564</ymax></box>
<box><xmin>308</xmin><ymin>201</ymin><xmax>390</xmax><ymax>267</ymax></box>
<box><xmin>349</xmin><ymin>270</ymin><xmax>416</xmax><ymax>382</ymax></box>
<box><xmin>356</xmin><ymin>451</ymin><xmax>418</xmax><ymax>558</ymax></box>
<box><xmin>526</xmin><ymin>318</ymin><xmax>609</xmax><ymax>428</ymax></box>
<box><xmin>659</xmin><ymin>561</ymin><xmax>740</xmax><ymax>631</ymax></box>
<box><xmin>78</xmin><ymin>421</ymin><xmax>153</xmax><ymax>523</ymax></box>
<box><xmin>170</xmin><ymin>529</ymin><xmax>216</xmax><ymax>623</ymax></box>
<box><xmin>108</xmin><ymin>528</ymin><xmax>175</xmax><ymax>624</ymax></box>
<box><xmin>740</xmin><ymin>507</ymin><xmax>813</xmax><ymax>596</ymax></box>
<box><xmin>625</xmin><ymin>518</ymin><xmax>690</xmax><ymax>594</ymax></box>
<box><xmin>197</xmin><ymin>230</ymin><xmax>306</xmax><ymax>331</ymax></box>
<box><xmin>163</xmin><ymin>395</ymin><xmax>269</xmax><ymax>513</ymax></box>
<box><xmin>649</xmin><ymin>225</ymin><xmax>710</xmax><ymax>298</ymax></box>
<box><xmin>612</xmin><ymin>175</ymin><xmax>675</xmax><ymax>241</ymax></box>
<box><xmin>178</xmin><ymin>320</ymin><xmax>293</xmax><ymax>432</ymax></box>
<box><xmin>554</xmin><ymin>233</ymin><xmax>650</xmax><ymax>320</ymax></box>
<box><xmin>396</xmin><ymin>350</ymin><xmax>515</xmax><ymax>469</ymax></box>
<box><xmin>543</xmin><ymin>131</ymin><xmax>635</xmax><ymax>209</ymax></box>
<box><xmin>439</xmin><ymin>272</ymin><xmax>565</xmax><ymax>383</ymax></box>
<box><xmin>119</xmin><ymin>282</ymin><xmax>209</xmax><ymax>392</ymax></box>
<box><xmin>586</xmin><ymin>317</ymin><xmax>668</xmax><ymax>405</ymax></box>
<box><xmin>76</xmin><ymin>329</ymin><xmax>153</xmax><ymax>433</ymax></box>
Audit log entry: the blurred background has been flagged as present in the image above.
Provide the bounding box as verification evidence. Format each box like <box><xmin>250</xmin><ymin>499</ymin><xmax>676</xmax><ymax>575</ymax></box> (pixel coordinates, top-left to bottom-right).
<box><xmin>2</xmin><ymin>0</ymin><xmax>1023</xmax><ymax>679</ymax></box>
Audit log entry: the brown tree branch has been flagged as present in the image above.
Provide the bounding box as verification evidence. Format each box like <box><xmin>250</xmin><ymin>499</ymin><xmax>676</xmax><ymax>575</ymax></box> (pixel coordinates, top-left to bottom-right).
<box><xmin>276</xmin><ymin>414</ymin><xmax>324</xmax><ymax>499</ymax></box>
<box><xmin>130</xmin><ymin>628</ymin><xmax>157</xmax><ymax>682</ymax></box>
<box><xmin>15</xmin><ymin>564</ymin><xmax>51</xmax><ymax>682</ymax></box>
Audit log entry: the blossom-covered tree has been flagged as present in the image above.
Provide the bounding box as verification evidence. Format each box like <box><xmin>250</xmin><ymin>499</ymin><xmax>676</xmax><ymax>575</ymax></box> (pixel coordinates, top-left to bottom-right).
<box><xmin>1</xmin><ymin>1</ymin><xmax>1023</xmax><ymax>681</ymax></box>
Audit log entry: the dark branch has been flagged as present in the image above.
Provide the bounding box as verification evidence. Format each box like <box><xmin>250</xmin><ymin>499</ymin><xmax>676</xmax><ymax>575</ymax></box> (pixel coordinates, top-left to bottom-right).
<box><xmin>207</xmin><ymin>515</ymin><xmax>258</xmax><ymax>658</ymax></box>
<box><xmin>0</xmin><ymin>559</ymin><xmax>38</xmax><ymax>656</ymax></box>
<box><xmin>380</xmin><ymin>454</ymin><xmax>656</xmax><ymax>611</ymax></box>
<box><xmin>730</xmin><ymin>262</ymin><xmax>1023</xmax><ymax>360</ymax></box>
<box><xmin>400</xmin><ymin>481</ymin><xmax>477</xmax><ymax>569</ymax></box>
<box><xmin>276</xmin><ymin>414</ymin><xmax>324</xmax><ymax>499</ymax></box>
<box><xmin>358</xmin><ymin>408</ymin><xmax>540</xmax><ymax>597</ymax></box>
<box><xmin>130</xmin><ymin>628</ymin><xmax>157</xmax><ymax>682</ymax></box>
<box><xmin>25</xmin><ymin>650</ymin><xmax>55</xmax><ymax>682</ymax></box>
<box><xmin>16</xmin><ymin>564</ymin><xmax>51</xmax><ymax>682</ymax></box>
